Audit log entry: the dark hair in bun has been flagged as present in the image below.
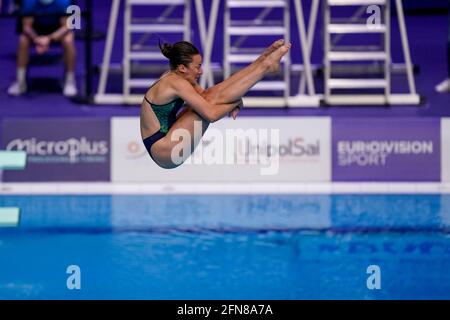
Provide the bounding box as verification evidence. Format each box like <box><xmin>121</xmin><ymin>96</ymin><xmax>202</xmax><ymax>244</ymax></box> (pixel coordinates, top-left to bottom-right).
<box><xmin>159</xmin><ymin>40</ymin><xmax>200</xmax><ymax>70</ymax></box>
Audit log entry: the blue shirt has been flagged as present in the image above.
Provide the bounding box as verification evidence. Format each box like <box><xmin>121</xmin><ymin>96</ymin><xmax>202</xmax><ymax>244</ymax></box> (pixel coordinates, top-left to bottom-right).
<box><xmin>20</xmin><ymin>0</ymin><xmax>72</xmax><ymax>25</ymax></box>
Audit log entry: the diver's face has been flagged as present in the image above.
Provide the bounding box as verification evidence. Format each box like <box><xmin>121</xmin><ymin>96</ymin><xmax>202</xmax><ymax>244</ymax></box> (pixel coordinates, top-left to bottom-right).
<box><xmin>184</xmin><ymin>54</ymin><xmax>203</xmax><ymax>83</ymax></box>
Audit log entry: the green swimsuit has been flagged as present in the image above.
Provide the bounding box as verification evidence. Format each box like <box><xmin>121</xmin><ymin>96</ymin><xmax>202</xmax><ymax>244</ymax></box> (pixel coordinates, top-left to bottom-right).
<box><xmin>142</xmin><ymin>95</ymin><xmax>185</xmax><ymax>161</ymax></box>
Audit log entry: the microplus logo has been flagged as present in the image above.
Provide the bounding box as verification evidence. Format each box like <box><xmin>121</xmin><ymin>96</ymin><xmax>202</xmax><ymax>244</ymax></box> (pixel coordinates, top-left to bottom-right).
<box><xmin>337</xmin><ymin>140</ymin><xmax>434</xmax><ymax>166</ymax></box>
<box><xmin>6</xmin><ymin>137</ymin><xmax>109</xmax><ymax>163</ymax></box>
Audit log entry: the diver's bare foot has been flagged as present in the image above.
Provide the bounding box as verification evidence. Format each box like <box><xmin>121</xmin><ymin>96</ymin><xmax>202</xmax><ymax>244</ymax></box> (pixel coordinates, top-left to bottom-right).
<box><xmin>263</xmin><ymin>39</ymin><xmax>285</xmax><ymax>58</ymax></box>
<box><xmin>263</xmin><ymin>43</ymin><xmax>291</xmax><ymax>73</ymax></box>
<box><xmin>254</xmin><ymin>39</ymin><xmax>285</xmax><ymax>64</ymax></box>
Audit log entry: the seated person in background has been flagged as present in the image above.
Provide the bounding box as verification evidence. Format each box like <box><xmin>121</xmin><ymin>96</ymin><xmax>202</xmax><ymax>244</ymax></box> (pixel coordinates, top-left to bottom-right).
<box><xmin>0</xmin><ymin>0</ymin><xmax>16</xmax><ymax>14</ymax></box>
<box><xmin>436</xmin><ymin>3</ymin><xmax>450</xmax><ymax>93</ymax></box>
<box><xmin>7</xmin><ymin>0</ymin><xmax>77</xmax><ymax>97</ymax></box>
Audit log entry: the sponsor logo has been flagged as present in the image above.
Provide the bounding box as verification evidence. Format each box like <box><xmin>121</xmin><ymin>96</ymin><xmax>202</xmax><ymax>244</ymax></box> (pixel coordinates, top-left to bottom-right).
<box><xmin>337</xmin><ymin>140</ymin><xmax>434</xmax><ymax>166</ymax></box>
<box><xmin>6</xmin><ymin>137</ymin><xmax>109</xmax><ymax>164</ymax></box>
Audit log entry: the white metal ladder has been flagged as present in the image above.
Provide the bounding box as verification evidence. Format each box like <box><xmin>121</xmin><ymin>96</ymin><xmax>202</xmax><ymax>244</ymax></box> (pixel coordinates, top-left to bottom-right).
<box><xmin>223</xmin><ymin>0</ymin><xmax>291</xmax><ymax>101</ymax></box>
<box><xmin>96</xmin><ymin>0</ymin><xmax>191</xmax><ymax>104</ymax></box>
<box><xmin>324</xmin><ymin>0</ymin><xmax>419</xmax><ymax>105</ymax></box>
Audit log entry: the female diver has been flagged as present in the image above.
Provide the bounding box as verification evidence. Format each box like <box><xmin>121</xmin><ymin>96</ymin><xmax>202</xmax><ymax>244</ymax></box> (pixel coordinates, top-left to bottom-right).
<box><xmin>140</xmin><ymin>39</ymin><xmax>291</xmax><ymax>168</ymax></box>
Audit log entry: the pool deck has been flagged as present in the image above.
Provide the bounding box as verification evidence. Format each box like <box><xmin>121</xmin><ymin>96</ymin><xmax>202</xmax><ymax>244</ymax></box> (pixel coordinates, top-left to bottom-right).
<box><xmin>1</xmin><ymin>182</ymin><xmax>450</xmax><ymax>194</ymax></box>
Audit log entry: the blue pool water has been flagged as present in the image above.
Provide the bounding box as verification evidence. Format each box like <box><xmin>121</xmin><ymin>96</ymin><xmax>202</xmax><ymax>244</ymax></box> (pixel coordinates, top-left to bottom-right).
<box><xmin>0</xmin><ymin>194</ymin><xmax>449</xmax><ymax>300</ymax></box>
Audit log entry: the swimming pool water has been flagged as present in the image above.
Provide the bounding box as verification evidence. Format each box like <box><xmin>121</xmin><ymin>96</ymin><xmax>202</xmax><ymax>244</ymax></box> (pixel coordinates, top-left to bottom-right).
<box><xmin>0</xmin><ymin>194</ymin><xmax>449</xmax><ymax>299</ymax></box>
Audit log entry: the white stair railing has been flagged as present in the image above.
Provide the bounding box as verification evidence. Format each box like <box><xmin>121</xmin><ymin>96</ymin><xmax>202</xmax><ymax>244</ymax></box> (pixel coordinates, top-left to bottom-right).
<box><xmin>96</xmin><ymin>0</ymin><xmax>190</xmax><ymax>104</ymax></box>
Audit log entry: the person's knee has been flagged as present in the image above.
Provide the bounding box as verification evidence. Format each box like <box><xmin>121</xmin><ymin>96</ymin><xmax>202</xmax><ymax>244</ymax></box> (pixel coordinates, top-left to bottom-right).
<box><xmin>61</xmin><ymin>32</ymin><xmax>75</xmax><ymax>49</ymax></box>
<box><xmin>19</xmin><ymin>34</ymin><xmax>31</xmax><ymax>48</ymax></box>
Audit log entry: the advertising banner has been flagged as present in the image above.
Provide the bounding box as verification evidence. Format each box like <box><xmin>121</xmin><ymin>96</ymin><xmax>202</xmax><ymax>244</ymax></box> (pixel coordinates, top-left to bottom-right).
<box><xmin>332</xmin><ymin>118</ymin><xmax>441</xmax><ymax>181</ymax></box>
<box><xmin>442</xmin><ymin>118</ymin><xmax>450</xmax><ymax>182</ymax></box>
<box><xmin>2</xmin><ymin>118</ymin><xmax>110</xmax><ymax>181</ymax></box>
<box><xmin>111</xmin><ymin>117</ymin><xmax>331</xmax><ymax>182</ymax></box>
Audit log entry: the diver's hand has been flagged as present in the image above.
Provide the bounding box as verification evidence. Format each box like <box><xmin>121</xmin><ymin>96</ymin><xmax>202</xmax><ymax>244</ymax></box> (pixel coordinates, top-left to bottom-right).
<box><xmin>230</xmin><ymin>107</ymin><xmax>240</xmax><ymax>120</ymax></box>
<box><xmin>229</xmin><ymin>99</ymin><xmax>243</xmax><ymax>120</ymax></box>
